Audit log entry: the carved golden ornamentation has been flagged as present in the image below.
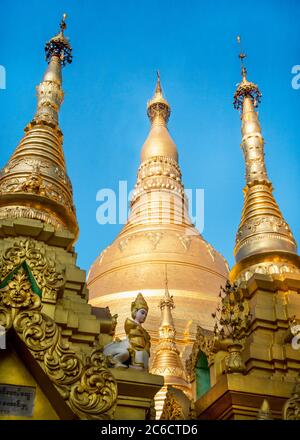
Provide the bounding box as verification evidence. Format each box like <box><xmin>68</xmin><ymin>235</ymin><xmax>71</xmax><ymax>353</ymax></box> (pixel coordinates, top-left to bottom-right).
<box><xmin>213</xmin><ymin>281</ymin><xmax>251</xmax><ymax>342</ymax></box>
<box><xmin>1</xmin><ymin>269</ymin><xmax>40</xmax><ymax>310</ymax></box>
<box><xmin>0</xmin><ymin>239</ymin><xmax>65</xmax><ymax>303</ymax></box>
<box><xmin>257</xmin><ymin>399</ymin><xmax>273</xmax><ymax>420</ymax></box>
<box><xmin>0</xmin><ymin>262</ymin><xmax>118</xmax><ymax>419</ymax></box>
<box><xmin>160</xmin><ymin>391</ymin><xmax>185</xmax><ymax>420</ymax></box>
<box><xmin>69</xmin><ymin>348</ymin><xmax>118</xmax><ymax>419</ymax></box>
<box><xmin>21</xmin><ymin>164</ymin><xmax>46</xmax><ymax>195</ymax></box>
<box><xmin>0</xmin><ymin>206</ymin><xmax>65</xmax><ymax>229</ymax></box>
<box><xmin>236</xmin><ymin>261</ymin><xmax>300</xmax><ymax>285</ymax></box>
<box><xmin>177</xmin><ymin>233</ymin><xmax>192</xmax><ymax>251</ymax></box>
<box><xmin>212</xmin><ymin>281</ymin><xmax>251</xmax><ymax>374</ymax></box>
<box><xmin>185</xmin><ymin>326</ymin><xmax>215</xmax><ymax>380</ymax></box>
<box><xmin>224</xmin><ymin>343</ymin><xmax>245</xmax><ymax>374</ymax></box>
<box><xmin>283</xmin><ymin>378</ymin><xmax>300</xmax><ymax>420</ymax></box>
<box><xmin>145</xmin><ymin>231</ymin><xmax>163</xmax><ymax>249</ymax></box>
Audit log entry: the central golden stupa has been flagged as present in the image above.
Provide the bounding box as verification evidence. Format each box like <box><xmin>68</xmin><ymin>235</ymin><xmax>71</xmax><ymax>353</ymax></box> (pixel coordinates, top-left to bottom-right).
<box><xmin>87</xmin><ymin>74</ymin><xmax>228</xmax><ymax>360</ymax></box>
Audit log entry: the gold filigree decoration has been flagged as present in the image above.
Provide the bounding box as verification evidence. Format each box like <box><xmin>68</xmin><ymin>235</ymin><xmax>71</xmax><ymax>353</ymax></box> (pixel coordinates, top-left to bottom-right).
<box><xmin>69</xmin><ymin>349</ymin><xmax>118</xmax><ymax>419</ymax></box>
<box><xmin>0</xmin><ymin>239</ymin><xmax>65</xmax><ymax>303</ymax></box>
<box><xmin>0</xmin><ymin>206</ymin><xmax>65</xmax><ymax>229</ymax></box>
<box><xmin>237</xmin><ymin>262</ymin><xmax>300</xmax><ymax>285</ymax></box>
<box><xmin>0</xmin><ymin>266</ymin><xmax>41</xmax><ymax>330</ymax></box>
<box><xmin>177</xmin><ymin>234</ymin><xmax>192</xmax><ymax>251</ymax></box>
<box><xmin>212</xmin><ymin>281</ymin><xmax>251</xmax><ymax>374</ymax></box>
<box><xmin>145</xmin><ymin>231</ymin><xmax>163</xmax><ymax>249</ymax></box>
<box><xmin>283</xmin><ymin>377</ymin><xmax>300</xmax><ymax>420</ymax></box>
<box><xmin>185</xmin><ymin>326</ymin><xmax>215</xmax><ymax>381</ymax></box>
<box><xmin>0</xmin><ymin>269</ymin><xmax>118</xmax><ymax>419</ymax></box>
<box><xmin>21</xmin><ymin>165</ymin><xmax>46</xmax><ymax>195</ymax></box>
<box><xmin>212</xmin><ymin>281</ymin><xmax>251</xmax><ymax>342</ymax></box>
<box><xmin>160</xmin><ymin>391</ymin><xmax>185</xmax><ymax>420</ymax></box>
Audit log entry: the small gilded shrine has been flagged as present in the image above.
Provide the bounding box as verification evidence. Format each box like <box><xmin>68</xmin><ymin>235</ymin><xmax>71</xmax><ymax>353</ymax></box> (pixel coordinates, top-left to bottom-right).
<box><xmin>0</xmin><ymin>18</ymin><xmax>299</xmax><ymax>421</ymax></box>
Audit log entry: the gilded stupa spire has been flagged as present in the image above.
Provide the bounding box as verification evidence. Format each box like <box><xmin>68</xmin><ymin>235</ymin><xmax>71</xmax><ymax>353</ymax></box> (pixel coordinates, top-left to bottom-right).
<box><xmin>125</xmin><ymin>73</ymin><xmax>191</xmax><ymax>229</ymax></box>
<box><xmin>151</xmin><ymin>266</ymin><xmax>189</xmax><ymax>389</ymax></box>
<box><xmin>87</xmin><ymin>72</ymin><xmax>229</xmax><ymax>373</ymax></box>
<box><xmin>147</xmin><ymin>71</ymin><xmax>171</xmax><ymax>126</ymax></box>
<box><xmin>0</xmin><ymin>15</ymin><xmax>78</xmax><ymax>241</ymax></box>
<box><xmin>33</xmin><ymin>13</ymin><xmax>72</xmax><ymax>126</ymax></box>
<box><xmin>141</xmin><ymin>72</ymin><xmax>178</xmax><ymax>162</ymax></box>
<box><xmin>231</xmin><ymin>37</ymin><xmax>298</xmax><ymax>282</ymax></box>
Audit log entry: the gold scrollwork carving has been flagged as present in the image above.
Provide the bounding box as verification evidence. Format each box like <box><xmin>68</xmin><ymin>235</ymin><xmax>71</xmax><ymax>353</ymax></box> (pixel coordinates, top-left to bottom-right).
<box><xmin>0</xmin><ymin>266</ymin><xmax>118</xmax><ymax>419</ymax></box>
<box><xmin>185</xmin><ymin>326</ymin><xmax>215</xmax><ymax>380</ymax></box>
<box><xmin>160</xmin><ymin>391</ymin><xmax>185</xmax><ymax>420</ymax></box>
<box><xmin>283</xmin><ymin>378</ymin><xmax>300</xmax><ymax>420</ymax></box>
<box><xmin>0</xmin><ymin>239</ymin><xmax>65</xmax><ymax>303</ymax></box>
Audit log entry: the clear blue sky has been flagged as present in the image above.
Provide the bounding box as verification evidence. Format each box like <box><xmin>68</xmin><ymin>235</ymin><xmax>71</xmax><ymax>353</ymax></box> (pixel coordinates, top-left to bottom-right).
<box><xmin>1</xmin><ymin>0</ymin><xmax>299</xmax><ymax>272</ymax></box>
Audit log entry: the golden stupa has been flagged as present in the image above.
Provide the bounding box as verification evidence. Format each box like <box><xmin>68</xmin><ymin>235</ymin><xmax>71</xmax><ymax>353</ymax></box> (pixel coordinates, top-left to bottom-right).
<box><xmin>87</xmin><ymin>73</ymin><xmax>229</xmax><ymax>360</ymax></box>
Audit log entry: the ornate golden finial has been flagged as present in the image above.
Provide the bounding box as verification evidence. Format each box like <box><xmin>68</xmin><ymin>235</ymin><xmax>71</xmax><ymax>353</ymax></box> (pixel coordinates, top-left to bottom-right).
<box><xmin>233</xmin><ymin>37</ymin><xmax>261</xmax><ymax>111</ymax></box>
<box><xmin>45</xmin><ymin>14</ymin><xmax>72</xmax><ymax>66</ymax></box>
<box><xmin>140</xmin><ymin>72</ymin><xmax>178</xmax><ymax>161</ymax></box>
<box><xmin>60</xmin><ymin>13</ymin><xmax>67</xmax><ymax>34</ymax></box>
<box><xmin>283</xmin><ymin>374</ymin><xmax>300</xmax><ymax>420</ymax></box>
<box><xmin>147</xmin><ymin>72</ymin><xmax>171</xmax><ymax>125</ymax></box>
<box><xmin>151</xmin><ymin>269</ymin><xmax>189</xmax><ymax>392</ymax></box>
<box><xmin>160</xmin><ymin>265</ymin><xmax>174</xmax><ymax>312</ymax></box>
<box><xmin>257</xmin><ymin>399</ymin><xmax>273</xmax><ymax>420</ymax></box>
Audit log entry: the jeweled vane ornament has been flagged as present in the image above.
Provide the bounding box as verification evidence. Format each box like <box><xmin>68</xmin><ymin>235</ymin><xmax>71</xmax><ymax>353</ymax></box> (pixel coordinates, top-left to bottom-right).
<box><xmin>45</xmin><ymin>13</ymin><xmax>72</xmax><ymax>66</ymax></box>
<box><xmin>233</xmin><ymin>36</ymin><xmax>262</xmax><ymax>111</ymax></box>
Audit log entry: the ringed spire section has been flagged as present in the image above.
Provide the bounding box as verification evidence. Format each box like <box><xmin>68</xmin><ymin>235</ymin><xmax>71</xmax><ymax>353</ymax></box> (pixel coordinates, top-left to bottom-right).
<box><xmin>231</xmin><ymin>38</ymin><xmax>299</xmax><ymax>282</ymax></box>
<box><xmin>0</xmin><ymin>15</ymin><xmax>78</xmax><ymax>241</ymax></box>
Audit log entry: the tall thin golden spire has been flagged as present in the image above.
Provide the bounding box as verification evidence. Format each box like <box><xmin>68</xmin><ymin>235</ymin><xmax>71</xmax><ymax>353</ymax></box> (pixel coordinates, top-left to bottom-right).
<box><xmin>0</xmin><ymin>15</ymin><xmax>78</xmax><ymax>241</ymax></box>
<box><xmin>151</xmin><ymin>265</ymin><xmax>188</xmax><ymax>388</ymax></box>
<box><xmin>231</xmin><ymin>37</ymin><xmax>299</xmax><ymax>282</ymax></box>
<box><xmin>150</xmin><ymin>265</ymin><xmax>190</xmax><ymax>418</ymax></box>
<box><xmin>123</xmin><ymin>73</ymin><xmax>190</xmax><ymax>230</ymax></box>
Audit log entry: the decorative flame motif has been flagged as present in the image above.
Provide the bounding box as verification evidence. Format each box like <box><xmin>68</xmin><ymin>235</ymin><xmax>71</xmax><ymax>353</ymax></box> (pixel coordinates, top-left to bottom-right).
<box><xmin>212</xmin><ymin>281</ymin><xmax>251</xmax><ymax>342</ymax></box>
